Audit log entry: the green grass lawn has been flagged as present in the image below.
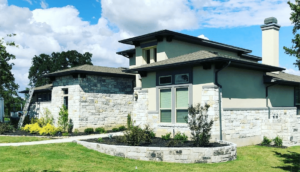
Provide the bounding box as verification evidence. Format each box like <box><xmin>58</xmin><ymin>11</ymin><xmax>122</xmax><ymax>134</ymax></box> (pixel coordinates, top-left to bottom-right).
<box><xmin>0</xmin><ymin>136</ymin><xmax>50</xmax><ymax>143</ymax></box>
<box><xmin>0</xmin><ymin>143</ymin><xmax>299</xmax><ymax>172</ymax></box>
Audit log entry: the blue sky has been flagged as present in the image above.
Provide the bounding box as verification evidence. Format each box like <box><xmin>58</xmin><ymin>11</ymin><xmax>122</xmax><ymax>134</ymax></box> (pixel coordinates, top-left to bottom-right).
<box><xmin>0</xmin><ymin>0</ymin><xmax>297</xmax><ymax>96</ymax></box>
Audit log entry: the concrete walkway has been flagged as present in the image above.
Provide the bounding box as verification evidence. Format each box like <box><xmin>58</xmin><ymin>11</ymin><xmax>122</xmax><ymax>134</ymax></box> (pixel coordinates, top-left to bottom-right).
<box><xmin>0</xmin><ymin>132</ymin><xmax>123</xmax><ymax>147</ymax></box>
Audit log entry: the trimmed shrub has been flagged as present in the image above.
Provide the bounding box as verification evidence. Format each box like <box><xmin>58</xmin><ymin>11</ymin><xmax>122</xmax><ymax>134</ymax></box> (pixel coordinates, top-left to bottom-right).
<box><xmin>162</xmin><ymin>133</ymin><xmax>171</xmax><ymax>140</ymax></box>
<box><xmin>118</xmin><ymin>125</ymin><xmax>126</xmax><ymax>131</ymax></box>
<box><xmin>261</xmin><ymin>136</ymin><xmax>272</xmax><ymax>146</ymax></box>
<box><xmin>273</xmin><ymin>136</ymin><xmax>283</xmax><ymax>147</ymax></box>
<box><xmin>84</xmin><ymin>128</ymin><xmax>94</xmax><ymax>134</ymax></box>
<box><xmin>112</xmin><ymin>128</ymin><xmax>119</xmax><ymax>132</ymax></box>
<box><xmin>123</xmin><ymin>126</ymin><xmax>145</xmax><ymax>146</ymax></box>
<box><xmin>95</xmin><ymin>127</ymin><xmax>106</xmax><ymax>134</ymax></box>
<box><xmin>174</xmin><ymin>132</ymin><xmax>188</xmax><ymax>142</ymax></box>
<box><xmin>0</xmin><ymin>123</ymin><xmax>14</xmax><ymax>134</ymax></box>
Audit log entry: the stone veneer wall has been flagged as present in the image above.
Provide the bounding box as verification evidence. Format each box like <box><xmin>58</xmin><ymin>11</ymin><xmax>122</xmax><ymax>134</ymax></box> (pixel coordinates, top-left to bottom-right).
<box><xmin>76</xmin><ymin>140</ymin><xmax>237</xmax><ymax>163</ymax></box>
<box><xmin>28</xmin><ymin>74</ymin><xmax>134</xmax><ymax>130</ymax></box>
<box><xmin>132</xmin><ymin>84</ymin><xmax>300</xmax><ymax>146</ymax></box>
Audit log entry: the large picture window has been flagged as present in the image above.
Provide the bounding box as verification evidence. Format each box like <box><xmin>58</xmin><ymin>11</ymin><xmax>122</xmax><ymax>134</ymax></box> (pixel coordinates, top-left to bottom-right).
<box><xmin>159</xmin><ymin>85</ymin><xmax>190</xmax><ymax>123</ymax></box>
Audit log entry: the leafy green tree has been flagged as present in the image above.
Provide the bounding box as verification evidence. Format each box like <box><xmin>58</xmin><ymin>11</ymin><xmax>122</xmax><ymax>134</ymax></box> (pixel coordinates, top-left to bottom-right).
<box><xmin>284</xmin><ymin>0</ymin><xmax>300</xmax><ymax>69</ymax></box>
<box><xmin>0</xmin><ymin>34</ymin><xmax>22</xmax><ymax>116</ymax></box>
<box><xmin>28</xmin><ymin>50</ymin><xmax>93</xmax><ymax>87</ymax></box>
<box><xmin>58</xmin><ymin>105</ymin><xmax>68</xmax><ymax>132</ymax></box>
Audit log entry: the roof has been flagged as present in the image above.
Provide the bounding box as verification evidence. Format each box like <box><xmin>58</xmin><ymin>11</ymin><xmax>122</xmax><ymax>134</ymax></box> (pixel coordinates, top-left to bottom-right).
<box><xmin>43</xmin><ymin>65</ymin><xmax>135</xmax><ymax>78</ymax></box>
<box><xmin>116</xmin><ymin>49</ymin><xmax>135</xmax><ymax>58</ymax></box>
<box><xmin>125</xmin><ymin>50</ymin><xmax>284</xmax><ymax>72</ymax></box>
<box><xmin>265</xmin><ymin>72</ymin><xmax>300</xmax><ymax>85</ymax></box>
<box><xmin>240</xmin><ymin>54</ymin><xmax>262</xmax><ymax>61</ymax></box>
<box><xmin>119</xmin><ymin>30</ymin><xmax>252</xmax><ymax>54</ymax></box>
<box><xmin>19</xmin><ymin>84</ymin><xmax>53</xmax><ymax>93</ymax></box>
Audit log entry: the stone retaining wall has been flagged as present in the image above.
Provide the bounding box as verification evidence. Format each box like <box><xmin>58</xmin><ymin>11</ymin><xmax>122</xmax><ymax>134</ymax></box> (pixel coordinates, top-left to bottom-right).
<box><xmin>76</xmin><ymin>140</ymin><xmax>237</xmax><ymax>163</ymax></box>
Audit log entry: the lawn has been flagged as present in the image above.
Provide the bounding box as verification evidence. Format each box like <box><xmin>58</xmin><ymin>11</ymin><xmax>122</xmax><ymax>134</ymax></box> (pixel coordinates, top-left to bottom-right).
<box><xmin>0</xmin><ymin>136</ymin><xmax>50</xmax><ymax>143</ymax></box>
<box><xmin>0</xmin><ymin>143</ymin><xmax>299</xmax><ymax>172</ymax></box>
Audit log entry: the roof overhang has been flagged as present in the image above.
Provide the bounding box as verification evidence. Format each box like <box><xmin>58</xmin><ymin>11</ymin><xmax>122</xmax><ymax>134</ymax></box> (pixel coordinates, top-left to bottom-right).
<box><xmin>264</xmin><ymin>75</ymin><xmax>300</xmax><ymax>86</ymax></box>
<box><xmin>124</xmin><ymin>57</ymin><xmax>284</xmax><ymax>73</ymax></box>
<box><xmin>119</xmin><ymin>30</ymin><xmax>252</xmax><ymax>54</ymax></box>
<box><xmin>116</xmin><ymin>49</ymin><xmax>135</xmax><ymax>58</ymax></box>
<box><xmin>43</xmin><ymin>70</ymin><xmax>135</xmax><ymax>78</ymax></box>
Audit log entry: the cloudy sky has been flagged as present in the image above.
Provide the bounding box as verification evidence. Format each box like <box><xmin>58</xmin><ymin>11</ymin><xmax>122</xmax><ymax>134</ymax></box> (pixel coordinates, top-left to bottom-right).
<box><xmin>0</xmin><ymin>0</ymin><xmax>298</xmax><ymax>97</ymax></box>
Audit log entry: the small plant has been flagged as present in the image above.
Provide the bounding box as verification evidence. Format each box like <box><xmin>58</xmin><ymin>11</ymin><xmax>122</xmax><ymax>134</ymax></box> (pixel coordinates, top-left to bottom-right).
<box><xmin>0</xmin><ymin>123</ymin><xmax>14</xmax><ymax>134</ymax></box>
<box><xmin>123</xmin><ymin>126</ymin><xmax>145</xmax><ymax>146</ymax></box>
<box><xmin>97</xmin><ymin>138</ymin><xmax>103</xmax><ymax>142</ymax></box>
<box><xmin>261</xmin><ymin>136</ymin><xmax>272</xmax><ymax>146</ymax></box>
<box><xmin>118</xmin><ymin>125</ymin><xmax>126</xmax><ymax>131</ymax></box>
<box><xmin>127</xmin><ymin>113</ymin><xmax>133</xmax><ymax>129</ymax></box>
<box><xmin>74</xmin><ymin>129</ymin><xmax>79</xmax><ymax>135</ymax></box>
<box><xmin>273</xmin><ymin>136</ymin><xmax>283</xmax><ymax>147</ymax></box>
<box><xmin>174</xmin><ymin>132</ymin><xmax>188</xmax><ymax>142</ymax></box>
<box><xmin>166</xmin><ymin>140</ymin><xmax>183</xmax><ymax>147</ymax></box>
<box><xmin>62</xmin><ymin>133</ymin><xmax>69</xmax><ymax>136</ymax></box>
<box><xmin>149</xmin><ymin>131</ymin><xmax>156</xmax><ymax>138</ymax></box>
<box><xmin>112</xmin><ymin>128</ymin><xmax>119</xmax><ymax>132</ymax></box>
<box><xmin>95</xmin><ymin>127</ymin><xmax>106</xmax><ymax>134</ymax></box>
<box><xmin>38</xmin><ymin>108</ymin><xmax>54</xmax><ymax>127</ymax></box>
<box><xmin>58</xmin><ymin>105</ymin><xmax>69</xmax><ymax>132</ymax></box>
<box><xmin>84</xmin><ymin>128</ymin><xmax>94</xmax><ymax>134</ymax></box>
<box><xmin>162</xmin><ymin>133</ymin><xmax>171</xmax><ymax>140</ymax></box>
<box><xmin>144</xmin><ymin>124</ymin><xmax>155</xmax><ymax>143</ymax></box>
<box><xmin>185</xmin><ymin>103</ymin><xmax>212</xmax><ymax>147</ymax></box>
<box><xmin>68</xmin><ymin>119</ymin><xmax>73</xmax><ymax>133</ymax></box>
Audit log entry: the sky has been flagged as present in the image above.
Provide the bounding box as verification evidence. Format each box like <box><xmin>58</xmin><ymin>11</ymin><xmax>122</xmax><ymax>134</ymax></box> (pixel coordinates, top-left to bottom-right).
<box><xmin>0</xmin><ymin>0</ymin><xmax>298</xmax><ymax>98</ymax></box>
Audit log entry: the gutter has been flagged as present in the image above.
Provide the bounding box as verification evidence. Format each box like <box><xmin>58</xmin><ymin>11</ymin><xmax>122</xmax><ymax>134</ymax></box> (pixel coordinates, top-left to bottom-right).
<box><xmin>214</xmin><ymin>61</ymin><xmax>231</xmax><ymax>141</ymax></box>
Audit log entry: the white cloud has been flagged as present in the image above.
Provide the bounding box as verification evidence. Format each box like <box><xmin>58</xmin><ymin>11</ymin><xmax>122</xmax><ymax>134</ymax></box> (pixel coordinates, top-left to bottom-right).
<box><xmin>198</xmin><ymin>34</ymin><xmax>209</xmax><ymax>40</ymax></box>
<box><xmin>24</xmin><ymin>0</ymin><xmax>32</xmax><ymax>5</ymax></box>
<box><xmin>284</xmin><ymin>68</ymin><xmax>300</xmax><ymax>76</ymax></box>
<box><xmin>40</xmin><ymin>0</ymin><xmax>48</xmax><ymax>9</ymax></box>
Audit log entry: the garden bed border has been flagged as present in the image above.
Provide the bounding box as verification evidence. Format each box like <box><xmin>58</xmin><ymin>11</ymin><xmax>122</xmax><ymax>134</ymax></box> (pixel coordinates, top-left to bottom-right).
<box><xmin>76</xmin><ymin>140</ymin><xmax>237</xmax><ymax>163</ymax></box>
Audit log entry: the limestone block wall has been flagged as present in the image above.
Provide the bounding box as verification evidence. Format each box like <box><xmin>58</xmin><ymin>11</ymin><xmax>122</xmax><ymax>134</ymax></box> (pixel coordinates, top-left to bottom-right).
<box><xmin>28</xmin><ymin>102</ymin><xmax>52</xmax><ymax>119</ymax></box>
<box><xmin>223</xmin><ymin>108</ymin><xmax>299</xmax><ymax>146</ymax></box>
<box><xmin>77</xmin><ymin>140</ymin><xmax>237</xmax><ymax>163</ymax></box>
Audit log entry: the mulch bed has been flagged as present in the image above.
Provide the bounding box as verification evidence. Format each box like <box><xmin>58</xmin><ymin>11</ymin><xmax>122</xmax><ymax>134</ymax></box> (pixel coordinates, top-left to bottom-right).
<box><xmin>257</xmin><ymin>144</ymin><xmax>287</xmax><ymax>149</ymax></box>
<box><xmin>2</xmin><ymin>130</ymin><xmax>120</xmax><ymax>137</ymax></box>
<box><xmin>83</xmin><ymin>136</ymin><xmax>229</xmax><ymax>148</ymax></box>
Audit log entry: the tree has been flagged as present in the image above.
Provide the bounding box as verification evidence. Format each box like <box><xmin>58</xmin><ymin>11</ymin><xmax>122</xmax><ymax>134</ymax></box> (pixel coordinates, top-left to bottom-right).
<box><xmin>284</xmin><ymin>0</ymin><xmax>300</xmax><ymax>69</ymax></box>
<box><xmin>58</xmin><ymin>105</ymin><xmax>68</xmax><ymax>132</ymax></box>
<box><xmin>28</xmin><ymin>50</ymin><xmax>93</xmax><ymax>87</ymax></box>
<box><xmin>0</xmin><ymin>34</ymin><xmax>22</xmax><ymax>117</ymax></box>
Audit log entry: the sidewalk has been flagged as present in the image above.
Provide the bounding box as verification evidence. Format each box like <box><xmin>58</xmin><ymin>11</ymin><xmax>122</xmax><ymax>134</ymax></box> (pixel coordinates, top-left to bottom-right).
<box><xmin>0</xmin><ymin>132</ymin><xmax>123</xmax><ymax>147</ymax></box>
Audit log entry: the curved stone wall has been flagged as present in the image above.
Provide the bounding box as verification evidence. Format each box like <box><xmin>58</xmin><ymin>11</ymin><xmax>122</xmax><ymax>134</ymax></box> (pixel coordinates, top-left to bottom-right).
<box><xmin>76</xmin><ymin>140</ymin><xmax>236</xmax><ymax>163</ymax></box>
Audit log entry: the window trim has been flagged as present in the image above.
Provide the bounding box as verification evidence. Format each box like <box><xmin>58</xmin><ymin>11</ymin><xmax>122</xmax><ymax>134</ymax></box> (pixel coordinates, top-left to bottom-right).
<box><xmin>157</xmin><ymin>84</ymin><xmax>192</xmax><ymax>124</ymax></box>
<box><xmin>175</xmin><ymin>73</ymin><xmax>189</xmax><ymax>84</ymax></box>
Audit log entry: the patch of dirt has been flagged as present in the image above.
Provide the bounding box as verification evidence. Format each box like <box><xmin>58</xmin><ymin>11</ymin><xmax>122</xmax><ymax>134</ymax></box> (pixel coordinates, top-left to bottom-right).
<box><xmin>83</xmin><ymin>137</ymin><xmax>229</xmax><ymax>148</ymax></box>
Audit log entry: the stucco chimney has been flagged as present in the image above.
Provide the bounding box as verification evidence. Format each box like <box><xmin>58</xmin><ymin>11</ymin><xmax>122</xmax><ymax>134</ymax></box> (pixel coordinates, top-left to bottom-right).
<box><xmin>261</xmin><ymin>17</ymin><xmax>281</xmax><ymax>67</ymax></box>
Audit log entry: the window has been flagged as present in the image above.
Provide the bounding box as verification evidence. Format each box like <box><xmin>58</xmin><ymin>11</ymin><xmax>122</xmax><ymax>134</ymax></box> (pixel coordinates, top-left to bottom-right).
<box><xmin>176</xmin><ymin>88</ymin><xmax>188</xmax><ymax>123</ymax></box>
<box><xmin>37</xmin><ymin>93</ymin><xmax>51</xmax><ymax>102</ymax></box>
<box><xmin>160</xmin><ymin>89</ymin><xmax>171</xmax><ymax>123</ymax></box>
<box><xmin>64</xmin><ymin>96</ymin><xmax>68</xmax><ymax>109</ymax></box>
<box><xmin>159</xmin><ymin>86</ymin><xmax>190</xmax><ymax>123</ymax></box>
<box><xmin>159</xmin><ymin>75</ymin><xmax>172</xmax><ymax>85</ymax></box>
<box><xmin>154</xmin><ymin>48</ymin><xmax>157</xmax><ymax>62</ymax></box>
<box><xmin>63</xmin><ymin>88</ymin><xmax>68</xmax><ymax>94</ymax></box>
<box><xmin>295</xmin><ymin>86</ymin><xmax>300</xmax><ymax>114</ymax></box>
<box><xmin>146</xmin><ymin>49</ymin><xmax>150</xmax><ymax>64</ymax></box>
<box><xmin>175</xmin><ymin>74</ymin><xmax>189</xmax><ymax>84</ymax></box>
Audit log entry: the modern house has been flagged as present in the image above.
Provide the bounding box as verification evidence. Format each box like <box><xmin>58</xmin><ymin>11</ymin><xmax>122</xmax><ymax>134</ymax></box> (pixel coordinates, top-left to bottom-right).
<box><xmin>20</xmin><ymin>17</ymin><xmax>300</xmax><ymax>146</ymax></box>
<box><xmin>116</xmin><ymin>17</ymin><xmax>300</xmax><ymax>146</ymax></box>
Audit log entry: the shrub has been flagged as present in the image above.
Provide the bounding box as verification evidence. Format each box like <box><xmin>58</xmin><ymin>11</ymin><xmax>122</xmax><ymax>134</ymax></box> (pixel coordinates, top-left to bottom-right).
<box><xmin>39</xmin><ymin>123</ymin><xmax>57</xmax><ymax>136</ymax></box>
<box><xmin>174</xmin><ymin>132</ymin><xmax>188</xmax><ymax>142</ymax></box>
<box><xmin>84</xmin><ymin>128</ymin><xmax>94</xmax><ymax>134</ymax></box>
<box><xmin>68</xmin><ymin>119</ymin><xmax>73</xmax><ymax>133</ymax></box>
<box><xmin>29</xmin><ymin>123</ymin><xmax>41</xmax><ymax>134</ymax></box>
<box><xmin>112</xmin><ymin>128</ymin><xmax>119</xmax><ymax>132</ymax></box>
<box><xmin>95</xmin><ymin>127</ymin><xmax>106</xmax><ymax>134</ymax></box>
<box><xmin>23</xmin><ymin>115</ymin><xmax>31</xmax><ymax>127</ymax></box>
<box><xmin>97</xmin><ymin>138</ymin><xmax>103</xmax><ymax>142</ymax></box>
<box><xmin>58</xmin><ymin>105</ymin><xmax>68</xmax><ymax>132</ymax></box>
<box><xmin>123</xmin><ymin>126</ymin><xmax>145</xmax><ymax>146</ymax></box>
<box><xmin>162</xmin><ymin>133</ymin><xmax>171</xmax><ymax>140</ymax></box>
<box><xmin>127</xmin><ymin>113</ymin><xmax>133</xmax><ymax>129</ymax></box>
<box><xmin>273</xmin><ymin>136</ymin><xmax>283</xmax><ymax>147</ymax></box>
<box><xmin>144</xmin><ymin>124</ymin><xmax>155</xmax><ymax>143</ymax></box>
<box><xmin>261</xmin><ymin>136</ymin><xmax>272</xmax><ymax>146</ymax></box>
<box><xmin>74</xmin><ymin>129</ymin><xmax>79</xmax><ymax>135</ymax></box>
<box><xmin>185</xmin><ymin>103</ymin><xmax>212</xmax><ymax>147</ymax></box>
<box><xmin>62</xmin><ymin>133</ymin><xmax>69</xmax><ymax>136</ymax></box>
<box><xmin>118</xmin><ymin>125</ymin><xmax>126</xmax><ymax>131</ymax></box>
<box><xmin>0</xmin><ymin>123</ymin><xmax>14</xmax><ymax>134</ymax></box>
<box><xmin>38</xmin><ymin>108</ymin><xmax>54</xmax><ymax>127</ymax></box>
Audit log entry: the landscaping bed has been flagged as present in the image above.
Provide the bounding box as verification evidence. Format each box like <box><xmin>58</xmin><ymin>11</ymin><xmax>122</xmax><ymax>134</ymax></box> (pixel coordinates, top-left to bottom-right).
<box><xmin>83</xmin><ymin>136</ymin><xmax>228</xmax><ymax>147</ymax></box>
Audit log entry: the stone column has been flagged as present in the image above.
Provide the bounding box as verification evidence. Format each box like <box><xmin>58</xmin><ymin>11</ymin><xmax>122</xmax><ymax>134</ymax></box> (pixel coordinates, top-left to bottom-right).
<box><xmin>132</xmin><ymin>88</ymin><xmax>148</xmax><ymax>127</ymax></box>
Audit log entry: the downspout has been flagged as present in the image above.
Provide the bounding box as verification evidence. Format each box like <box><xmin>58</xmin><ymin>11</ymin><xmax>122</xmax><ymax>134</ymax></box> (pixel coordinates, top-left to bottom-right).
<box><xmin>214</xmin><ymin>61</ymin><xmax>231</xmax><ymax>141</ymax></box>
<box><xmin>266</xmin><ymin>82</ymin><xmax>277</xmax><ymax>119</ymax></box>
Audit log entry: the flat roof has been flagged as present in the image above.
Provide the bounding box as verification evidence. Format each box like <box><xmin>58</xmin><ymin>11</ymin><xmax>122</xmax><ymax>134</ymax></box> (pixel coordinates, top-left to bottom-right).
<box><xmin>19</xmin><ymin>84</ymin><xmax>52</xmax><ymax>93</ymax></box>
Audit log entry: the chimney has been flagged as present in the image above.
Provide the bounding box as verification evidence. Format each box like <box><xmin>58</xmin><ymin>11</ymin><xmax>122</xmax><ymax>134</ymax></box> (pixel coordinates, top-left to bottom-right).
<box><xmin>261</xmin><ymin>17</ymin><xmax>281</xmax><ymax>67</ymax></box>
